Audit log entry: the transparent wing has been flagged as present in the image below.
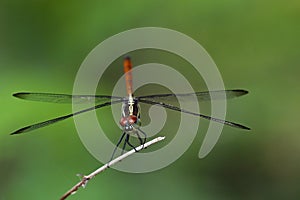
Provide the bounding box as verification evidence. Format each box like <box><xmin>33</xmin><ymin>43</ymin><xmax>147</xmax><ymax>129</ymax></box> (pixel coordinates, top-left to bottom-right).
<box><xmin>139</xmin><ymin>99</ymin><xmax>250</xmax><ymax>130</ymax></box>
<box><xmin>10</xmin><ymin>99</ymin><xmax>123</xmax><ymax>135</ymax></box>
<box><xmin>13</xmin><ymin>92</ymin><xmax>123</xmax><ymax>104</ymax></box>
<box><xmin>138</xmin><ymin>89</ymin><xmax>248</xmax><ymax>102</ymax></box>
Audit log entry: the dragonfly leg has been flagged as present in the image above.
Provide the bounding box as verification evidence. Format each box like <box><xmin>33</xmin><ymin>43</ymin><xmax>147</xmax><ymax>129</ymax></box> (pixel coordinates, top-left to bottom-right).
<box><xmin>137</xmin><ymin>128</ymin><xmax>147</xmax><ymax>146</ymax></box>
<box><xmin>125</xmin><ymin>134</ymin><xmax>138</xmax><ymax>152</ymax></box>
<box><xmin>121</xmin><ymin>133</ymin><xmax>128</xmax><ymax>155</ymax></box>
<box><xmin>135</xmin><ymin>131</ymin><xmax>144</xmax><ymax>146</ymax></box>
<box><xmin>109</xmin><ymin>132</ymin><xmax>126</xmax><ymax>163</ymax></box>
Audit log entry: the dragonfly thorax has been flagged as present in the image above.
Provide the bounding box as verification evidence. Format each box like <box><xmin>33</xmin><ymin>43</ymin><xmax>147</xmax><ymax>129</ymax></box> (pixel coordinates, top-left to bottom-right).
<box><xmin>121</xmin><ymin>98</ymin><xmax>140</xmax><ymax>117</ymax></box>
<box><xmin>120</xmin><ymin>98</ymin><xmax>141</xmax><ymax>131</ymax></box>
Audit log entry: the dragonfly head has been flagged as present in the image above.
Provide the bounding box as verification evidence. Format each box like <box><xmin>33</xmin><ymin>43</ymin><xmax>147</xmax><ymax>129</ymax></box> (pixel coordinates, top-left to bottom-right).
<box><xmin>124</xmin><ymin>124</ymin><xmax>133</xmax><ymax>132</ymax></box>
<box><xmin>120</xmin><ymin>116</ymin><xmax>137</xmax><ymax>132</ymax></box>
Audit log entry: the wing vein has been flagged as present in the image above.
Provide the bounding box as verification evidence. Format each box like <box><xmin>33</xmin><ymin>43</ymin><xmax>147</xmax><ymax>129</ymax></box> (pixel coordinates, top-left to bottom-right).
<box><xmin>139</xmin><ymin>99</ymin><xmax>250</xmax><ymax>130</ymax></box>
<box><xmin>11</xmin><ymin>99</ymin><xmax>124</xmax><ymax>135</ymax></box>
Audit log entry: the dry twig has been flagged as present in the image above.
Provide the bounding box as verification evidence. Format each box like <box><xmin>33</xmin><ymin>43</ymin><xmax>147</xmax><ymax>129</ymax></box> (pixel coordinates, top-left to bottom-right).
<box><xmin>60</xmin><ymin>136</ymin><xmax>165</xmax><ymax>200</ymax></box>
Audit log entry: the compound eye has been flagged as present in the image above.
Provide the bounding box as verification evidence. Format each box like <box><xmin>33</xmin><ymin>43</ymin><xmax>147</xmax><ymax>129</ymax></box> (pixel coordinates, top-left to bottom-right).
<box><xmin>119</xmin><ymin>117</ymin><xmax>127</xmax><ymax>126</ymax></box>
<box><xmin>128</xmin><ymin>115</ymin><xmax>137</xmax><ymax>124</ymax></box>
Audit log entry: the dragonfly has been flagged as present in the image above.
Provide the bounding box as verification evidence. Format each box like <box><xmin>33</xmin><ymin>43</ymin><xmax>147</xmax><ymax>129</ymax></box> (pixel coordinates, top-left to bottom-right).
<box><xmin>11</xmin><ymin>56</ymin><xmax>250</xmax><ymax>159</ymax></box>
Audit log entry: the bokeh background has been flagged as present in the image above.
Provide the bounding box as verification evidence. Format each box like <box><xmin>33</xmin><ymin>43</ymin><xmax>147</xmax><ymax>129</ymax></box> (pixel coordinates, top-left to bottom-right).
<box><xmin>1</xmin><ymin>1</ymin><xmax>300</xmax><ymax>199</ymax></box>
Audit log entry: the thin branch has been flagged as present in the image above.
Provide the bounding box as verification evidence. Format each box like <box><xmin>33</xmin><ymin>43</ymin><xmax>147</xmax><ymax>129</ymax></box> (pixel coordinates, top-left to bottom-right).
<box><xmin>60</xmin><ymin>136</ymin><xmax>166</xmax><ymax>200</ymax></box>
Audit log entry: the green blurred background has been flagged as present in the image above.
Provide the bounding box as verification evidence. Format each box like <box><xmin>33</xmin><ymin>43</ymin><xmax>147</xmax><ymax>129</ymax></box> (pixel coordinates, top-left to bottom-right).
<box><xmin>1</xmin><ymin>0</ymin><xmax>300</xmax><ymax>199</ymax></box>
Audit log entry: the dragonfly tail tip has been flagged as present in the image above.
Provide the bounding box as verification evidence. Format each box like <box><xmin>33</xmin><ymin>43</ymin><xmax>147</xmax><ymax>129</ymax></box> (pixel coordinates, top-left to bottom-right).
<box><xmin>124</xmin><ymin>55</ymin><xmax>131</xmax><ymax>60</ymax></box>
